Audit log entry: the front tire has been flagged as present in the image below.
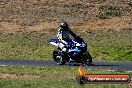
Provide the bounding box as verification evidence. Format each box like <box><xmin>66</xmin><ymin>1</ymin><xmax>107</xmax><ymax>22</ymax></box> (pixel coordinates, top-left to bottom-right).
<box><xmin>53</xmin><ymin>49</ymin><xmax>66</xmax><ymax>65</ymax></box>
<box><xmin>56</xmin><ymin>55</ymin><xmax>66</xmax><ymax>65</ymax></box>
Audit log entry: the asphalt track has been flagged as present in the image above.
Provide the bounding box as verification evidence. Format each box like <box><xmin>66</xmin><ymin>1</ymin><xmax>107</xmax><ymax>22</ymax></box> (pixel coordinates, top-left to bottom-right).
<box><xmin>0</xmin><ymin>59</ymin><xmax>132</xmax><ymax>71</ymax></box>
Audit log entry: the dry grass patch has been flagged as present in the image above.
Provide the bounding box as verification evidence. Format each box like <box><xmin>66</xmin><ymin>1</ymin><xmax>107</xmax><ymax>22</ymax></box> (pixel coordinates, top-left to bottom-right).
<box><xmin>0</xmin><ymin>73</ymin><xmax>40</xmax><ymax>79</ymax></box>
<box><xmin>0</xmin><ymin>22</ymin><xmax>22</xmax><ymax>31</ymax></box>
<box><xmin>26</xmin><ymin>22</ymin><xmax>58</xmax><ymax>32</ymax></box>
<box><xmin>78</xmin><ymin>16</ymin><xmax>132</xmax><ymax>31</ymax></box>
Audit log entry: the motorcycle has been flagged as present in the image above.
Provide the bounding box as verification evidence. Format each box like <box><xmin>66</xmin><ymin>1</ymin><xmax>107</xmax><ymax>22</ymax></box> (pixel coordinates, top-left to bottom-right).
<box><xmin>50</xmin><ymin>37</ymin><xmax>92</xmax><ymax>66</ymax></box>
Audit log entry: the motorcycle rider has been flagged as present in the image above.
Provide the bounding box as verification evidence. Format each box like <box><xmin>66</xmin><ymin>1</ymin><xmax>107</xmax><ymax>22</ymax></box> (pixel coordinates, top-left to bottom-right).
<box><xmin>57</xmin><ymin>21</ymin><xmax>79</xmax><ymax>52</ymax></box>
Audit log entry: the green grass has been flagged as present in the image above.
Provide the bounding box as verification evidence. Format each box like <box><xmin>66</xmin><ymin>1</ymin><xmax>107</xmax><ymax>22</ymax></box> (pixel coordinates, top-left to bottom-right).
<box><xmin>0</xmin><ymin>29</ymin><xmax>131</xmax><ymax>61</ymax></box>
<box><xmin>80</xmin><ymin>29</ymin><xmax>132</xmax><ymax>61</ymax></box>
<box><xmin>0</xmin><ymin>66</ymin><xmax>131</xmax><ymax>88</ymax></box>
<box><xmin>0</xmin><ymin>31</ymin><xmax>56</xmax><ymax>60</ymax></box>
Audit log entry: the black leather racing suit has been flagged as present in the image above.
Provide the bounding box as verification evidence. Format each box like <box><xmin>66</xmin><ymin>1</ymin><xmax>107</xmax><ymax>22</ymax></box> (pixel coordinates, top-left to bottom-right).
<box><xmin>57</xmin><ymin>28</ymin><xmax>77</xmax><ymax>51</ymax></box>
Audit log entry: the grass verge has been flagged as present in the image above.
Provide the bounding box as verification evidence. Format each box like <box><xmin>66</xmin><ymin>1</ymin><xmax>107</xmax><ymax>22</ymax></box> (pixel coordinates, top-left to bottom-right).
<box><xmin>0</xmin><ymin>29</ymin><xmax>131</xmax><ymax>61</ymax></box>
<box><xmin>0</xmin><ymin>66</ymin><xmax>131</xmax><ymax>88</ymax></box>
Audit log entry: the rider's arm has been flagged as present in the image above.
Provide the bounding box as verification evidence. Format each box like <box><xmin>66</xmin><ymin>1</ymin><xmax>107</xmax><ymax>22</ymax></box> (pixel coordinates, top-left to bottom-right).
<box><xmin>57</xmin><ymin>28</ymin><xmax>62</xmax><ymax>40</ymax></box>
<box><xmin>69</xmin><ymin>29</ymin><xmax>78</xmax><ymax>38</ymax></box>
<box><xmin>57</xmin><ymin>29</ymin><xmax>68</xmax><ymax>45</ymax></box>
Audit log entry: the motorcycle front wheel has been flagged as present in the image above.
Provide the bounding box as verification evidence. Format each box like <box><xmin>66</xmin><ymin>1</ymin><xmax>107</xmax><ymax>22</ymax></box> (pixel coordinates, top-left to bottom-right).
<box><xmin>53</xmin><ymin>49</ymin><xmax>66</xmax><ymax>65</ymax></box>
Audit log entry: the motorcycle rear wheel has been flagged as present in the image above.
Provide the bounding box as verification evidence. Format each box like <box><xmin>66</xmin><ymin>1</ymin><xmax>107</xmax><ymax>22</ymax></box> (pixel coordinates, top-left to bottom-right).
<box><xmin>81</xmin><ymin>52</ymin><xmax>92</xmax><ymax>66</ymax></box>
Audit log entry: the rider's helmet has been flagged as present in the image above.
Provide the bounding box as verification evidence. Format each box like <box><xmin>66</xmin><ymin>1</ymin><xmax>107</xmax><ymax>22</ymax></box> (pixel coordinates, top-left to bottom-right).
<box><xmin>60</xmin><ymin>21</ymin><xmax>69</xmax><ymax>29</ymax></box>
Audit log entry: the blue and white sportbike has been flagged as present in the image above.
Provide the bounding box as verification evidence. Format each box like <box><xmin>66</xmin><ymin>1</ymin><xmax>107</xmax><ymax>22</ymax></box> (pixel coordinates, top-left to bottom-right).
<box><xmin>50</xmin><ymin>37</ymin><xmax>92</xmax><ymax>66</ymax></box>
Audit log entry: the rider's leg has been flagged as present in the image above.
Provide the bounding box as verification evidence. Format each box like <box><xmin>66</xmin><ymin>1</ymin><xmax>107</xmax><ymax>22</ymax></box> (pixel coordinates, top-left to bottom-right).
<box><xmin>58</xmin><ymin>43</ymin><xmax>67</xmax><ymax>52</ymax></box>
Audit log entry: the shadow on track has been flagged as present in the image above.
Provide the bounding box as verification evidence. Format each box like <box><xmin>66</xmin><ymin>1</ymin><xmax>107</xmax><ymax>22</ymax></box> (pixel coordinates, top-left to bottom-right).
<box><xmin>63</xmin><ymin>63</ymin><xmax>119</xmax><ymax>67</ymax></box>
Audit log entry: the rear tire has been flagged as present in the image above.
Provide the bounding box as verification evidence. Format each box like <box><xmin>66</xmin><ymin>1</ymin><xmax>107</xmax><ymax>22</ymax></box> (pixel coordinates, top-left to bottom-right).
<box><xmin>82</xmin><ymin>52</ymin><xmax>92</xmax><ymax>66</ymax></box>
